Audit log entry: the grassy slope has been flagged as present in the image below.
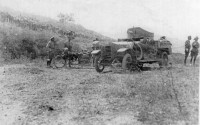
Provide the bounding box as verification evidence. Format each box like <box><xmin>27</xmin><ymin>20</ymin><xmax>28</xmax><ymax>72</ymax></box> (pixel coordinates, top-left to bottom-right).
<box><xmin>0</xmin><ymin>9</ymin><xmax>114</xmax><ymax>51</ymax></box>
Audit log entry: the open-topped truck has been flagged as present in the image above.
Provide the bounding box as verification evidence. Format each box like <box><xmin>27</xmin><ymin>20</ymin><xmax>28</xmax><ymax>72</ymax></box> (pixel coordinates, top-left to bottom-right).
<box><xmin>91</xmin><ymin>27</ymin><xmax>172</xmax><ymax>72</ymax></box>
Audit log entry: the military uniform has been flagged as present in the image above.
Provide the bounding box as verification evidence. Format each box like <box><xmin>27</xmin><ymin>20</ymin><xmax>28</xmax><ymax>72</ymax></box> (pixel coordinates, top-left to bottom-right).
<box><xmin>184</xmin><ymin>39</ymin><xmax>191</xmax><ymax>65</ymax></box>
<box><xmin>92</xmin><ymin>40</ymin><xmax>100</xmax><ymax>50</ymax></box>
<box><xmin>46</xmin><ymin>38</ymin><xmax>56</xmax><ymax>67</ymax></box>
<box><xmin>91</xmin><ymin>39</ymin><xmax>100</xmax><ymax>66</ymax></box>
<box><xmin>191</xmin><ymin>41</ymin><xmax>199</xmax><ymax>56</ymax></box>
<box><xmin>190</xmin><ymin>37</ymin><xmax>199</xmax><ymax>65</ymax></box>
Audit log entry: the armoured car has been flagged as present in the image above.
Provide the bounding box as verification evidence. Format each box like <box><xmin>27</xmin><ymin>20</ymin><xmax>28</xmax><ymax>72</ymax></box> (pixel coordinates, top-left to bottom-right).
<box><xmin>91</xmin><ymin>27</ymin><xmax>172</xmax><ymax>72</ymax></box>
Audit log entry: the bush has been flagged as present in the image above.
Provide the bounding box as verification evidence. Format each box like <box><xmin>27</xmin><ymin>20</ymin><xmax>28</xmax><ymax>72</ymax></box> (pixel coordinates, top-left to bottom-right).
<box><xmin>0</xmin><ymin>11</ymin><xmax>114</xmax><ymax>61</ymax></box>
<box><xmin>0</xmin><ymin>23</ymin><xmax>54</xmax><ymax>60</ymax></box>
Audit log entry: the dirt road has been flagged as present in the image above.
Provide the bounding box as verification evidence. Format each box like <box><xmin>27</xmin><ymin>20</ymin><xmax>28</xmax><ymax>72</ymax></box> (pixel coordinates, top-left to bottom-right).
<box><xmin>0</xmin><ymin>62</ymin><xmax>198</xmax><ymax>125</ymax></box>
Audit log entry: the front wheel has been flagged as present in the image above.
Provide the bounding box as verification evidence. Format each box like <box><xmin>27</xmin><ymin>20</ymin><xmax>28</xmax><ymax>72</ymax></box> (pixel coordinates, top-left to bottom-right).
<box><xmin>94</xmin><ymin>56</ymin><xmax>105</xmax><ymax>72</ymax></box>
<box><xmin>54</xmin><ymin>55</ymin><xmax>66</xmax><ymax>68</ymax></box>
<box><xmin>122</xmin><ymin>53</ymin><xmax>132</xmax><ymax>70</ymax></box>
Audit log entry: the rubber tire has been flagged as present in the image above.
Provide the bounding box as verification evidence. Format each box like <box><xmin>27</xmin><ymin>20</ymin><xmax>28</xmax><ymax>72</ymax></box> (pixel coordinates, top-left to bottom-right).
<box><xmin>134</xmin><ymin>43</ymin><xmax>143</xmax><ymax>60</ymax></box>
<box><xmin>54</xmin><ymin>55</ymin><xmax>66</xmax><ymax>68</ymax></box>
<box><xmin>122</xmin><ymin>53</ymin><xmax>132</xmax><ymax>70</ymax></box>
<box><xmin>159</xmin><ymin>52</ymin><xmax>168</xmax><ymax>67</ymax></box>
<box><xmin>95</xmin><ymin>56</ymin><xmax>105</xmax><ymax>73</ymax></box>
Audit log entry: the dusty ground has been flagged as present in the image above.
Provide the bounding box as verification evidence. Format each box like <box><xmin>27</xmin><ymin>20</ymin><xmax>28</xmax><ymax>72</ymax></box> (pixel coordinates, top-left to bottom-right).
<box><xmin>0</xmin><ymin>58</ymin><xmax>199</xmax><ymax>125</ymax></box>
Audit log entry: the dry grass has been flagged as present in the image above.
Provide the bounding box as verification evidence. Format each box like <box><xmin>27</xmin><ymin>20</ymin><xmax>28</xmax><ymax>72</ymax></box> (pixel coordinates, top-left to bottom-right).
<box><xmin>0</xmin><ymin>57</ymin><xmax>199</xmax><ymax>125</ymax></box>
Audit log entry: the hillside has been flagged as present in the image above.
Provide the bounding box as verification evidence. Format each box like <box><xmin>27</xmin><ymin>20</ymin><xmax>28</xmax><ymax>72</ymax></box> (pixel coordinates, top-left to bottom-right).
<box><xmin>0</xmin><ymin>6</ymin><xmax>114</xmax><ymax>42</ymax></box>
<box><xmin>0</xmin><ymin>8</ymin><xmax>114</xmax><ymax>60</ymax></box>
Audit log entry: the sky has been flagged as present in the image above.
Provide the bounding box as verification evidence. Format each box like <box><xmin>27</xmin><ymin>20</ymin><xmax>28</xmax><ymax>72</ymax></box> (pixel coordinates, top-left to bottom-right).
<box><xmin>0</xmin><ymin>0</ymin><xmax>200</xmax><ymax>47</ymax></box>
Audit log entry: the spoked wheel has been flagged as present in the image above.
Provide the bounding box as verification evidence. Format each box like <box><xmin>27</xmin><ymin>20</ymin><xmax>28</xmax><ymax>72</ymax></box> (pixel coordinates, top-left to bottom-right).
<box><xmin>122</xmin><ymin>53</ymin><xmax>132</xmax><ymax>71</ymax></box>
<box><xmin>95</xmin><ymin>56</ymin><xmax>105</xmax><ymax>72</ymax></box>
<box><xmin>54</xmin><ymin>55</ymin><xmax>67</xmax><ymax>68</ymax></box>
<box><xmin>159</xmin><ymin>52</ymin><xmax>168</xmax><ymax>68</ymax></box>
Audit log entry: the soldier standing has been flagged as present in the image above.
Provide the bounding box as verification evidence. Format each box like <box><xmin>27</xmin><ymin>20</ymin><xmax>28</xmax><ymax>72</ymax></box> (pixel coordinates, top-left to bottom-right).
<box><xmin>46</xmin><ymin>37</ymin><xmax>56</xmax><ymax>68</ymax></box>
<box><xmin>67</xmin><ymin>31</ymin><xmax>75</xmax><ymax>67</ymax></box>
<box><xmin>91</xmin><ymin>38</ymin><xmax>100</xmax><ymax>66</ymax></box>
<box><xmin>184</xmin><ymin>36</ymin><xmax>191</xmax><ymax>65</ymax></box>
<box><xmin>190</xmin><ymin>36</ymin><xmax>199</xmax><ymax>66</ymax></box>
<box><xmin>92</xmin><ymin>38</ymin><xmax>100</xmax><ymax>50</ymax></box>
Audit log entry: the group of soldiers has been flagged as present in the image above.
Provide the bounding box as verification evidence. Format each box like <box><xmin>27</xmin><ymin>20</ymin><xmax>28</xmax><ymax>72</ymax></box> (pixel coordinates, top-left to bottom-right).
<box><xmin>45</xmin><ymin>34</ymin><xmax>199</xmax><ymax>68</ymax></box>
<box><xmin>46</xmin><ymin>36</ymin><xmax>95</xmax><ymax>68</ymax></box>
<box><xmin>184</xmin><ymin>36</ymin><xmax>199</xmax><ymax>66</ymax></box>
<box><xmin>46</xmin><ymin>31</ymin><xmax>75</xmax><ymax>68</ymax></box>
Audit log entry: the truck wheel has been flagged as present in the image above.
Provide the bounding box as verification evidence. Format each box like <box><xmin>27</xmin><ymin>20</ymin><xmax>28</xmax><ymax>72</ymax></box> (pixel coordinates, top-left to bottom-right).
<box><xmin>95</xmin><ymin>56</ymin><xmax>105</xmax><ymax>72</ymax></box>
<box><xmin>159</xmin><ymin>52</ymin><xmax>168</xmax><ymax>67</ymax></box>
<box><xmin>122</xmin><ymin>53</ymin><xmax>132</xmax><ymax>70</ymax></box>
<box><xmin>134</xmin><ymin>43</ymin><xmax>143</xmax><ymax>60</ymax></box>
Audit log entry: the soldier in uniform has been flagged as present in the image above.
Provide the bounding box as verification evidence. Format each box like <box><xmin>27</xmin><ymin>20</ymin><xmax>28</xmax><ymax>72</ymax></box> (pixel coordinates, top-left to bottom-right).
<box><xmin>91</xmin><ymin>38</ymin><xmax>100</xmax><ymax>66</ymax></box>
<box><xmin>46</xmin><ymin>37</ymin><xmax>56</xmax><ymax>67</ymax></box>
<box><xmin>190</xmin><ymin>36</ymin><xmax>199</xmax><ymax>66</ymax></box>
<box><xmin>92</xmin><ymin>38</ymin><xmax>100</xmax><ymax>50</ymax></box>
<box><xmin>184</xmin><ymin>36</ymin><xmax>191</xmax><ymax>65</ymax></box>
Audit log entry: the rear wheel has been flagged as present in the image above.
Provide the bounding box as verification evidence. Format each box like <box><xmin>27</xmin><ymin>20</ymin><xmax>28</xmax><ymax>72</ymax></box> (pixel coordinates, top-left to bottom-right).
<box><xmin>95</xmin><ymin>56</ymin><xmax>105</xmax><ymax>72</ymax></box>
<box><xmin>134</xmin><ymin>43</ymin><xmax>143</xmax><ymax>60</ymax></box>
<box><xmin>54</xmin><ymin>55</ymin><xmax>66</xmax><ymax>68</ymax></box>
<box><xmin>159</xmin><ymin>52</ymin><xmax>168</xmax><ymax>67</ymax></box>
<box><xmin>122</xmin><ymin>53</ymin><xmax>132</xmax><ymax>70</ymax></box>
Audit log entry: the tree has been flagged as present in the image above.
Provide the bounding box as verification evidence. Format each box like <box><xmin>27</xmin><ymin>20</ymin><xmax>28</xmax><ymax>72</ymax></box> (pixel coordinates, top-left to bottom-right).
<box><xmin>57</xmin><ymin>13</ymin><xmax>75</xmax><ymax>23</ymax></box>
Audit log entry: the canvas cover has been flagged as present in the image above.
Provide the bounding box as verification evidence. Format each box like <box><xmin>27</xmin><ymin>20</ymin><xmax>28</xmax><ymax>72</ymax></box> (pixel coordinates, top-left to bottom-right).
<box><xmin>127</xmin><ymin>27</ymin><xmax>154</xmax><ymax>39</ymax></box>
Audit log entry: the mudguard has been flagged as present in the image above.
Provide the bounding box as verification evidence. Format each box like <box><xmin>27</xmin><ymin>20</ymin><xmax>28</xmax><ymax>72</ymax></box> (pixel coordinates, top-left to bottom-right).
<box><xmin>116</xmin><ymin>48</ymin><xmax>129</xmax><ymax>58</ymax></box>
<box><xmin>91</xmin><ymin>50</ymin><xmax>101</xmax><ymax>55</ymax></box>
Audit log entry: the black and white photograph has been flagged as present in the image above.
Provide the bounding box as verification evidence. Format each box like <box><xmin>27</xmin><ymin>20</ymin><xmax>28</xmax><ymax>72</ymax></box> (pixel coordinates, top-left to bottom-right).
<box><xmin>0</xmin><ymin>0</ymin><xmax>199</xmax><ymax>124</ymax></box>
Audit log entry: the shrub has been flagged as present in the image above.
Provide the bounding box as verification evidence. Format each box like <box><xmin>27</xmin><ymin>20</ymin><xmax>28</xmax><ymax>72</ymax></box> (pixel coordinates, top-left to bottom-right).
<box><xmin>0</xmin><ymin>11</ymin><xmax>114</xmax><ymax>61</ymax></box>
